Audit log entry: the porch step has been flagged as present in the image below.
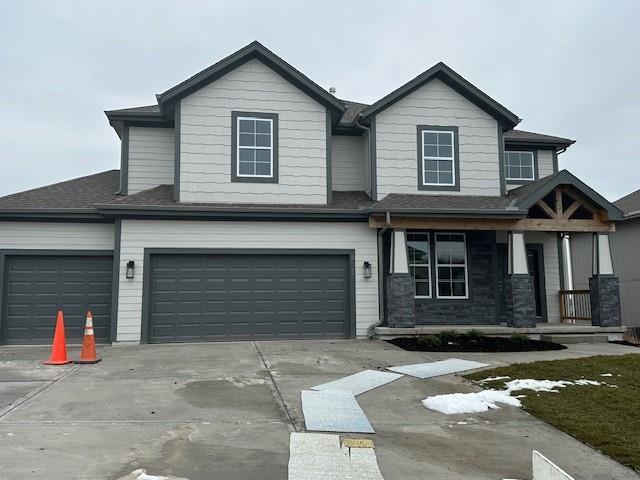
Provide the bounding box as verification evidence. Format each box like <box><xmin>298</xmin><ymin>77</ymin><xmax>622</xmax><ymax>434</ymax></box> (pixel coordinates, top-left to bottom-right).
<box><xmin>540</xmin><ymin>334</ymin><xmax>610</xmax><ymax>345</ymax></box>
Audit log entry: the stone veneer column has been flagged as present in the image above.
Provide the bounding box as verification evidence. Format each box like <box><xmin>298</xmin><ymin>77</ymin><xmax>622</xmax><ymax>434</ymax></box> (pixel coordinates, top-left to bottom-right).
<box><xmin>384</xmin><ymin>230</ymin><xmax>416</xmax><ymax>328</ymax></box>
<box><xmin>506</xmin><ymin>231</ymin><xmax>537</xmax><ymax>328</ymax></box>
<box><xmin>589</xmin><ymin>233</ymin><xmax>621</xmax><ymax>326</ymax></box>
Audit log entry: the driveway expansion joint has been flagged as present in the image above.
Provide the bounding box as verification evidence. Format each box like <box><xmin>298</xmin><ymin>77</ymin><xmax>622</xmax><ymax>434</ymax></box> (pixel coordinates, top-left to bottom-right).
<box><xmin>253</xmin><ymin>341</ymin><xmax>299</xmax><ymax>432</ymax></box>
<box><xmin>0</xmin><ymin>365</ymin><xmax>78</xmax><ymax>420</ymax></box>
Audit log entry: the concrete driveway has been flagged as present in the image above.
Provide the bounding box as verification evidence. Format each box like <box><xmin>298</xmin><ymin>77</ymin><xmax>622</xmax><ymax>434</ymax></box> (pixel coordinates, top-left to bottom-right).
<box><xmin>0</xmin><ymin>340</ymin><xmax>638</xmax><ymax>480</ymax></box>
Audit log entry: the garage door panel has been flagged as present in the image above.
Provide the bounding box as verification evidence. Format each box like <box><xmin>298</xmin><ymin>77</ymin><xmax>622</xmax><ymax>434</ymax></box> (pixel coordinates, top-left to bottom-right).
<box><xmin>147</xmin><ymin>253</ymin><xmax>350</xmax><ymax>342</ymax></box>
<box><xmin>3</xmin><ymin>255</ymin><xmax>112</xmax><ymax>345</ymax></box>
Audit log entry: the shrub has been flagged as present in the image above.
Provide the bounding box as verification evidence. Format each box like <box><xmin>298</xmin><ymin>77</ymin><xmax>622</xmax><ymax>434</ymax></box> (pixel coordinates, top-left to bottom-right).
<box><xmin>465</xmin><ymin>329</ymin><xmax>485</xmax><ymax>341</ymax></box>
<box><xmin>437</xmin><ymin>330</ymin><xmax>459</xmax><ymax>345</ymax></box>
<box><xmin>510</xmin><ymin>333</ymin><xmax>529</xmax><ymax>343</ymax></box>
<box><xmin>417</xmin><ymin>335</ymin><xmax>442</xmax><ymax>348</ymax></box>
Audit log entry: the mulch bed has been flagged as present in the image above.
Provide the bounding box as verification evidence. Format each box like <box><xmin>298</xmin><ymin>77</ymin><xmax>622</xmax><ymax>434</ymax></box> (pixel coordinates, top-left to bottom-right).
<box><xmin>387</xmin><ymin>335</ymin><xmax>567</xmax><ymax>352</ymax></box>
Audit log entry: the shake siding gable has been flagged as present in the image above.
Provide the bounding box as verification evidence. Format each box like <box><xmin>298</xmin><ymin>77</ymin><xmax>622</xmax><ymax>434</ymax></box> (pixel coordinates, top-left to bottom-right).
<box><xmin>127</xmin><ymin>127</ymin><xmax>175</xmax><ymax>194</ymax></box>
<box><xmin>116</xmin><ymin>220</ymin><xmax>379</xmax><ymax>342</ymax></box>
<box><xmin>179</xmin><ymin>58</ymin><xmax>328</xmax><ymax>204</ymax></box>
<box><xmin>375</xmin><ymin>78</ymin><xmax>500</xmax><ymax>198</ymax></box>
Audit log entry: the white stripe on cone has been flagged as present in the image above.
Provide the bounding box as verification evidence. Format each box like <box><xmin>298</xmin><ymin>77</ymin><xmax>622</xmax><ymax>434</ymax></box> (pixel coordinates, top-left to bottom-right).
<box><xmin>84</xmin><ymin>314</ymin><xmax>94</xmax><ymax>336</ymax></box>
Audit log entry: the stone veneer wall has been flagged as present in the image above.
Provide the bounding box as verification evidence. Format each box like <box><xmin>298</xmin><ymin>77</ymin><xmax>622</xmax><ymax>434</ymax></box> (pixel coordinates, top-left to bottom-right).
<box><xmin>590</xmin><ymin>276</ymin><xmax>622</xmax><ymax>327</ymax></box>
<box><xmin>415</xmin><ymin>231</ymin><xmax>498</xmax><ymax>325</ymax></box>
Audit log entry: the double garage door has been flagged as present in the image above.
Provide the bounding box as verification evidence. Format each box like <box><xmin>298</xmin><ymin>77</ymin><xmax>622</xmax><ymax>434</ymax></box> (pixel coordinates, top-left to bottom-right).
<box><xmin>146</xmin><ymin>253</ymin><xmax>352</xmax><ymax>343</ymax></box>
<box><xmin>2</xmin><ymin>255</ymin><xmax>113</xmax><ymax>345</ymax></box>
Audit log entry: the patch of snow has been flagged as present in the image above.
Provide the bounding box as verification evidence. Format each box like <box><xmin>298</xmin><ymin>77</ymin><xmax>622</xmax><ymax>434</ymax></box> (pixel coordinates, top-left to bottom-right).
<box><xmin>423</xmin><ymin>377</ymin><xmax>606</xmax><ymax>415</ymax></box>
<box><xmin>600</xmin><ymin>373</ymin><xmax>613</xmax><ymax>377</ymax></box>
<box><xmin>117</xmin><ymin>469</ymin><xmax>189</xmax><ymax>480</ymax></box>
<box><xmin>478</xmin><ymin>375</ymin><xmax>511</xmax><ymax>383</ymax></box>
<box><xmin>422</xmin><ymin>390</ymin><xmax>521</xmax><ymax>415</ymax></box>
<box><xmin>504</xmin><ymin>378</ymin><xmax>602</xmax><ymax>393</ymax></box>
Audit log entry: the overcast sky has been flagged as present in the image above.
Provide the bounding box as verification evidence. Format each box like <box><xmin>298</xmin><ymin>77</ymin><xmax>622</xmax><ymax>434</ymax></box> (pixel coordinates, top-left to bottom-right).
<box><xmin>1</xmin><ymin>1</ymin><xmax>639</xmax><ymax>200</ymax></box>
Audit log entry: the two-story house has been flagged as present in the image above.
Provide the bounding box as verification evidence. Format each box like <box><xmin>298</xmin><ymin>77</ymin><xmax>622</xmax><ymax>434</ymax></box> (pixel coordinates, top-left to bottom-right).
<box><xmin>0</xmin><ymin>41</ymin><xmax>624</xmax><ymax>345</ymax></box>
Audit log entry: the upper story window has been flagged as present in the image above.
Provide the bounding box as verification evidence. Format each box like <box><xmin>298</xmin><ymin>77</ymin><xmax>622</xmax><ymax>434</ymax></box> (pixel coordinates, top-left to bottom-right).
<box><xmin>505</xmin><ymin>151</ymin><xmax>535</xmax><ymax>182</ymax></box>
<box><xmin>417</xmin><ymin>126</ymin><xmax>460</xmax><ymax>191</ymax></box>
<box><xmin>231</xmin><ymin>112</ymin><xmax>279</xmax><ymax>183</ymax></box>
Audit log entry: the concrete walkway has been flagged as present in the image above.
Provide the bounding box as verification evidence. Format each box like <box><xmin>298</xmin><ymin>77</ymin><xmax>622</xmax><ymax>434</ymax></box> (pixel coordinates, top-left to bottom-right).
<box><xmin>0</xmin><ymin>341</ymin><xmax>638</xmax><ymax>479</ymax></box>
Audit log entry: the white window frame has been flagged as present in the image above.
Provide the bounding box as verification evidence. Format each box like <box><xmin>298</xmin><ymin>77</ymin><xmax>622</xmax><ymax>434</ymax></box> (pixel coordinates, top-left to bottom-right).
<box><xmin>505</xmin><ymin>151</ymin><xmax>535</xmax><ymax>181</ymax></box>
<box><xmin>408</xmin><ymin>232</ymin><xmax>432</xmax><ymax>299</ymax></box>
<box><xmin>236</xmin><ymin>116</ymin><xmax>274</xmax><ymax>178</ymax></box>
<box><xmin>435</xmin><ymin>232</ymin><xmax>469</xmax><ymax>299</ymax></box>
<box><xmin>422</xmin><ymin>130</ymin><xmax>456</xmax><ymax>186</ymax></box>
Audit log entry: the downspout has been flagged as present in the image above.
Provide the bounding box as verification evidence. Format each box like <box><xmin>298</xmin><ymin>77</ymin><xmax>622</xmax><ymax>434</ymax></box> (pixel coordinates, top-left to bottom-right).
<box><xmin>355</xmin><ymin>117</ymin><xmax>373</xmax><ymax>200</ymax></box>
<box><xmin>368</xmin><ymin>211</ymin><xmax>392</xmax><ymax>338</ymax></box>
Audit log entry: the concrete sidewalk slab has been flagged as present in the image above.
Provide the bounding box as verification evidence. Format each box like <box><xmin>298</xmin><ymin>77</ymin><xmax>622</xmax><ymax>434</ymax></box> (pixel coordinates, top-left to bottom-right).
<box><xmin>301</xmin><ymin>390</ymin><xmax>374</xmax><ymax>433</ymax></box>
<box><xmin>311</xmin><ymin>370</ymin><xmax>403</xmax><ymax>396</ymax></box>
<box><xmin>388</xmin><ymin>358</ymin><xmax>489</xmax><ymax>379</ymax></box>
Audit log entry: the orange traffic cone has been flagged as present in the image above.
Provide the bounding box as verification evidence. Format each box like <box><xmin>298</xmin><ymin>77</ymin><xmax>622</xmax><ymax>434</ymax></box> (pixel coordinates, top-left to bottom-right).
<box><xmin>76</xmin><ymin>311</ymin><xmax>101</xmax><ymax>364</ymax></box>
<box><xmin>44</xmin><ymin>311</ymin><xmax>72</xmax><ymax>365</ymax></box>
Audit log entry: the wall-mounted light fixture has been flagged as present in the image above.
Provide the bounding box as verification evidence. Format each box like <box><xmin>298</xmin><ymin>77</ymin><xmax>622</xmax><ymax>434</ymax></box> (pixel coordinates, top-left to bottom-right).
<box><xmin>363</xmin><ymin>261</ymin><xmax>372</xmax><ymax>279</ymax></box>
<box><xmin>126</xmin><ymin>261</ymin><xmax>135</xmax><ymax>279</ymax></box>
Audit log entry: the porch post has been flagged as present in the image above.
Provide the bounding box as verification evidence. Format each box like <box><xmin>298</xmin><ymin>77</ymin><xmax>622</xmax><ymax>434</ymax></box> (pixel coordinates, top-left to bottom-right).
<box><xmin>505</xmin><ymin>231</ymin><xmax>536</xmax><ymax>328</ymax></box>
<box><xmin>384</xmin><ymin>229</ymin><xmax>416</xmax><ymax>328</ymax></box>
<box><xmin>589</xmin><ymin>233</ymin><xmax>621</xmax><ymax>326</ymax></box>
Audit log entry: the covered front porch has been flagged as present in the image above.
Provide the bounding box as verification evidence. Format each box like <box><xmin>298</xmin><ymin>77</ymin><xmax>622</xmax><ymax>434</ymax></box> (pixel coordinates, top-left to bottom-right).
<box><xmin>370</xmin><ymin>172</ymin><xmax>625</xmax><ymax>332</ymax></box>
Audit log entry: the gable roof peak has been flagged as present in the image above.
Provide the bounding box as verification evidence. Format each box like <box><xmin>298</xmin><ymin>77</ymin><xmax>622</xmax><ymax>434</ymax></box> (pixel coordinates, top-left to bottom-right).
<box><xmin>156</xmin><ymin>40</ymin><xmax>345</xmax><ymax>117</ymax></box>
<box><xmin>361</xmin><ymin>61</ymin><xmax>520</xmax><ymax>128</ymax></box>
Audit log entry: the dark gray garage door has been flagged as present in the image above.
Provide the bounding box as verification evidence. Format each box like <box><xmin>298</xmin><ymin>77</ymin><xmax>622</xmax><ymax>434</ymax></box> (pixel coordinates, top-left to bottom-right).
<box><xmin>2</xmin><ymin>255</ymin><xmax>113</xmax><ymax>345</ymax></box>
<box><xmin>147</xmin><ymin>253</ymin><xmax>351</xmax><ymax>343</ymax></box>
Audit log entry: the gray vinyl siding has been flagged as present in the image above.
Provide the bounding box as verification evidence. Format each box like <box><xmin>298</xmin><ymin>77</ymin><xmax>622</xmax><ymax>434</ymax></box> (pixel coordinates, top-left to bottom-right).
<box><xmin>116</xmin><ymin>220</ymin><xmax>378</xmax><ymax>342</ymax></box>
<box><xmin>375</xmin><ymin>78</ymin><xmax>500</xmax><ymax>198</ymax></box>
<box><xmin>570</xmin><ymin>232</ymin><xmax>592</xmax><ymax>290</ymax></box>
<box><xmin>179</xmin><ymin>58</ymin><xmax>328</xmax><ymax>204</ymax></box>
<box><xmin>0</xmin><ymin>222</ymin><xmax>114</xmax><ymax>250</ymax></box>
<box><xmin>537</xmin><ymin>149</ymin><xmax>555</xmax><ymax>178</ymax></box>
<box><xmin>127</xmin><ymin>127</ymin><xmax>175</xmax><ymax>194</ymax></box>
<box><xmin>572</xmin><ymin>222</ymin><xmax>640</xmax><ymax>326</ymax></box>
<box><xmin>332</xmin><ymin>135</ymin><xmax>366</xmax><ymax>191</ymax></box>
<box><xmin>497</xmin><ymin>231</ymin><xmax>561</xmax><ymax>323</ymax></box>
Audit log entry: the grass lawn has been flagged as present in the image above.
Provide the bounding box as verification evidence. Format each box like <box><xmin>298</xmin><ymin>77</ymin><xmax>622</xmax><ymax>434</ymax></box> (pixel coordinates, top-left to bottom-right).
<box><xmin>465</xmin><ymin>354</ymin><xmax>640</xmax><ymax>472</ymax></box>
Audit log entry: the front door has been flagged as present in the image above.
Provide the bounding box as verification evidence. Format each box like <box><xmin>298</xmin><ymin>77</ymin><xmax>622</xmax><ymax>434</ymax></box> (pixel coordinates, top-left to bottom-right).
<box><xmin>497</xmin><ymin>244</ymin><xmax>547</xmax><ymax>323</ymax></box>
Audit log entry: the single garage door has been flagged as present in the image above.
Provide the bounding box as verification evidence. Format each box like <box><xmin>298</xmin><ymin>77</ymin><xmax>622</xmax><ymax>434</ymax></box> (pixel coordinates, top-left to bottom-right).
<box><xmin>147</xmin><ymin>253</ymin><xmax>352</xmax><ymax>343</ymax></box>
<box><xmin>2</xmin><ymin>255</ymin><xmax>113</xmax><ymax>345</ymax></box>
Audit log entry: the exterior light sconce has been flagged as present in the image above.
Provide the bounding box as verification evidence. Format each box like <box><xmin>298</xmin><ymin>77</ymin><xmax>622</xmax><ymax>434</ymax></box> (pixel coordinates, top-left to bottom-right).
<box><xmin>363</xmin><ymin>261</ymin><xmax>372</xmax><ymax>279</ymax></box>
<box><xmin>126</xmin><ymin>261</ymin><xmax>135</xmax><ymax>279</ymax></box>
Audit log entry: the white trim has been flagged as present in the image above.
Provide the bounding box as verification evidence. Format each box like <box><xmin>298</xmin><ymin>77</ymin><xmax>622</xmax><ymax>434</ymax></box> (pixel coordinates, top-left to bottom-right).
<box><xmin>408</xmin><ymin>232</ymin><xmax>432</xmax><ymax>299</ymax></box>
<box><xmin>236</xmin><ymin>116</ymin><xmax>274</xmax><ymax>178</ymax></box>
<box><xmin>421</xmin><ymin>130</ymin><xmax>456</xmax><ymax>187</ymax></box>
<box><xmin>505</xmin><ymin>150</ymin><xmax>535</xmax><ymax>181</ymax></box>
<box><xmin>435</xmin><ymin>232</ymin><xmax>469</xmax><ymax>299</ymax></box>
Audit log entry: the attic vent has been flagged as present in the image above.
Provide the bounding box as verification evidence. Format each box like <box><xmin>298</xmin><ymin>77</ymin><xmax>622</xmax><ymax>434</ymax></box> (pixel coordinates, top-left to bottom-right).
<box><xmin>329</xmin><ymin>87</ymin><xmax>337</xmax><ymax>95</ymax></box>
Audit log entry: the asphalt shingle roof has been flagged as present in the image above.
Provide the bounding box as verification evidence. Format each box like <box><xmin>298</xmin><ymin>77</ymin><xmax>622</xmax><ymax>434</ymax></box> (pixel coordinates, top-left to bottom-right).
<box><xmin>614</xmin><ymin>189</ymin><xmax>640</xmax><ymax>215</ymax></box>
<box><xmin>368</xmin><ymin>193</ymin><xmax>516</xmax><ymax>213</ymax></box>
<box><xmin>503</xmin><ymin>129</ymin><xmax>574</xmax><ymax>146</ymax></box>
<box><xmin>101</xmin><ymin>185</ymin><xmax>374</xmax><ymax>212</ymax></box>
<box><xmin>0</xmin><ymin>170</ymin><xmax>120</xmax><ymax>211</ymax></box>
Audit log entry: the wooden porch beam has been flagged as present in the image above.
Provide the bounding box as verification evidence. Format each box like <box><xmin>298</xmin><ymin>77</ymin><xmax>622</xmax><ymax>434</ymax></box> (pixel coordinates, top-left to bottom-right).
<box><xmin>555</xmin><ymin>189</ymin><xmax>563</xmax><ymax>217</ymax></box>
<box><xmin>536</xmin><ymin>199</ymin><xmax>557</xmax><ymax>219</ymax></box>
<box><xmin>368</xmin><ymin>215</ymin><xmax>616</xmax><ymax>232</ymax></box>
<box><xmin>562</xmin><ymin>200</ymin><xmax>582</xmax><ymax>219</ymax></box>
